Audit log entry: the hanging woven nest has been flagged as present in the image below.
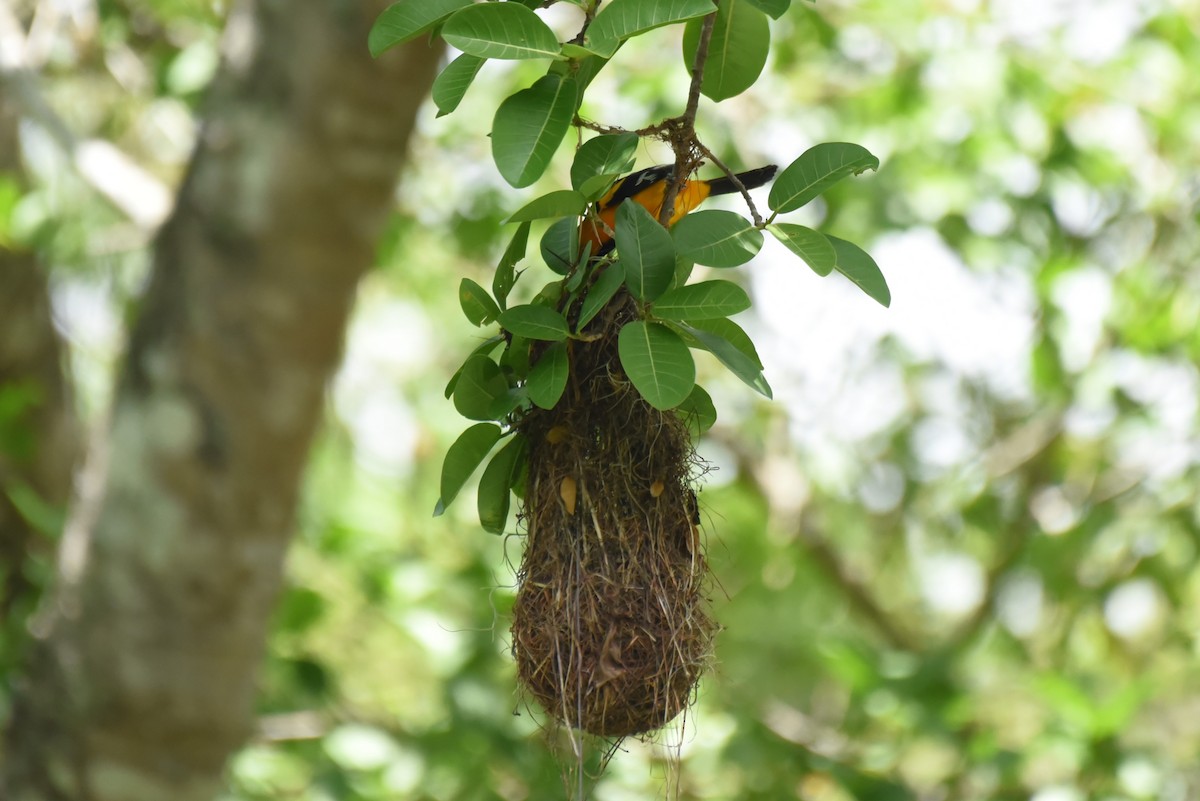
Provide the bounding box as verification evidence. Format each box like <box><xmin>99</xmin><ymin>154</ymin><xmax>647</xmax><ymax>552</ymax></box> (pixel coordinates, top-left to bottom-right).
<box><xmin>511</xmin><ymin>291</ymin><xmax>715</xmax><ymax>738</ymax></box>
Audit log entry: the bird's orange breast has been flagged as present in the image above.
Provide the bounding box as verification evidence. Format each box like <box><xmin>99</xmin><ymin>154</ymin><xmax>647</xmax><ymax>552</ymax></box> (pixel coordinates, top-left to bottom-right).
<box><xmin>580</xmin><ymin>179</ymin><xmax>713</xmax><ymax>260</ymax></box>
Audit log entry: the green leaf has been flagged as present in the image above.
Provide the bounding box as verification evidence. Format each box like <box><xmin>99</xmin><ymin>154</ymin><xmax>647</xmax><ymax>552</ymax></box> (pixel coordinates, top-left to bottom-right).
<box><xmin>492</xmin><ymin>74</ymin><xmax>578</xmax><ymax>188</ymax></box>
<box><xmin>1034</xmin><ymin>674</ymin><xmax>1101</xmax><ymax>733</ymax></box>
<box><xmin>571</xmin><ymin>133</ymin><xmax>639</xmax><ymax>196</ymax></box>
<box><xmin>432</xmin><ymin>53</ymin><xmax>485</xmax><ymax>117</ymax></box>
<box><xmin>500</xmin><ymin>335</ymin><xmax>531</xmax><ymax>379</ymax></box>
<box><xmin>560</xmin><ymin>43</ymin><xmax>598</xmax><ymax>59</ymax></box>
<box><xmin>687</xmin><ymin>316</ymin><xmax>763</xmax><ymax>367</ymax></box>
<box><xmin>674</xmin><ymin>254</ymin><xmax>695</xmax><ymax>288</ymax></box>
<box><xmin>459</xmin><ymin>278</ymin><xmax>501</xmax><ymax>326</ymax></box>
<box><xmin>441</xmin><ymin>3</ymin><xmax>563</xmax><ymax>60</ymax></box>
<box><xmin>827</xmin><ymin>235</ymin><xmax>891</xmax><ymax>307</ymax></box>
<box><xmin>540</xmin><ymin>216</ymin><xmax>578</xmax><ymax>275</ymax></box>
<box><xmin>577</xmin><ymin>262</ymin><xmax>625</xmax><ymax>331</ymax></box>
<box><xmin>827</xmin><ymin>762</ymin><xmax>916</xmax><ymax>801</ymax></box>
<box><xmin>527</xmin><ymin>341</ymin><xmax>570</xmax><ymax>409</ymax></box>
<box><xmin>653</xmin><ymin>279</ymin><xmax>751</xmax><ymax>320</ymax></box>
<box><xmin>0</xmin><ymin>176</ymin><xmax>22</xmax><ymax>248</ymax></box>
<box><xmin>478</xmin><ymin>434</ymin><xmax>527</xmax><ymax>533</ymax></box>
<box><xmin>368</xmin><ymin>0</ymin><xmax>471</xmax><ymax>57</ymax></box>
<box><xmin>768</xmin><ymin>223</ymin><xmax>835</xmax><ymax>276</ymax></box>
<box><xmin>445</xmin><ymin>336</ymin><xmax>504</xmax><ymax>398</ymax></box>
<box><xmin>817</xmin><ymin>641</ymin><xmax>879</xmax><ymax>692</ymax></box>
<box><xmin>578</xmin><ymin>173</ymin><xmax>622</xmax><ymax>202</ymax></box>
<box><xmin>586</xmin><ymin>0</ymin><xmax>717</xmax><ymax>58</ymax></box>
<box><xmin>494</xmin><ymin>221</ymin><xmax>530</xmax><ymax>307</ymax></box>
<box><xmin>683</xmin><ymin>0</ymin><xmax>769</xmax><ymax>101</ymax></box>
<box><xmin>1090</xmin><ymin>682</ymin><xmax>1148</xmax><ymax>737</ymax></box>
<box><xmin>678</xmin><ymin>320</ymin><xmax>772</xmax><ymax>398</ymax></box>
<box><xmin>533</xmin><ymin>279</ymin><xmax>565</xmax><ymax>308</ymax></box>
<box><xmin>745</xmin><ymin>0</ymin><xmax>790</xmax><ymax>18</ymax></box>
<box><xmin>618</xmin><ymin>321</ymin><xmax>696</xmax><ymax>410</ymax></box>
<box><xmin>277</xmin><ymin>587</ymin><xmax>327</xmax><ymax>634</ymax></box>
<box><xmin>488</xmin><ymin>386</ymin><xmax>526</xmax><ymax>419</ymax></box>
<box><xmin>672</xmin><ymin>209</ymin><xmax>763</xmax><ymax>267</ymax></box>
<box><xmin>499</xmin><ymin>304</ymin><xmax>570</xmax><ymax>341</ymax></box>
<box><xmin>453</xmin><ymin>355</ymin><xmax>509</xmax><ymax>420</ymax></box>
<box><xmin>676</xmin><ymin>383</ymin><xmax>717</xmax><ymax>437</ymax></box>
<box><xmin>4</xmin><ymin>480</ymin><xmax>65</xmax><ymax>538</ymax></box>
<box><xmin>573</xmin><ymin>53</ymin><xmax>614</xmax><ymax>94</ymax></box>
<box><xmin>565</xmin><ymin>259</ymin><xmax>589</xmax><ymax>293</ymax></box>
<box><xmin>615</xmin><ymin>201</ymin><xmax>676</xmax><ymax>302</ymax></box>
<box><xmin>507</xmin><ymin>190</ymin><xmax>587</xmax><ymax>223</ymax></box>
<box><xmin>768</xmin><ymin>143</ymin><xmax>880</xmax><ymax>214</ymax></box>
<box><xmin>437</xmin><ymin>423</ymin><xmax>502</xmax><ymax>513</ymax></box>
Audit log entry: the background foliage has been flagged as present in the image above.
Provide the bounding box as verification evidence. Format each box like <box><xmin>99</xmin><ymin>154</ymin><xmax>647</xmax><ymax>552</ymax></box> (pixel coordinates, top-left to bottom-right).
<box><xmin>4</xmin><ymin>0</ymin><xmax>1200</xmax><ymax>799</ymax></box>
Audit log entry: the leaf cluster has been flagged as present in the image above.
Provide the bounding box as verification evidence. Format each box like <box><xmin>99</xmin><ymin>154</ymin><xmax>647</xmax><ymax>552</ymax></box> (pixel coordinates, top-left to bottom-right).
<box><xmin>370</xmin><ymin>0</ymin><xmax>888</xmax><ymax>531</ymax></box>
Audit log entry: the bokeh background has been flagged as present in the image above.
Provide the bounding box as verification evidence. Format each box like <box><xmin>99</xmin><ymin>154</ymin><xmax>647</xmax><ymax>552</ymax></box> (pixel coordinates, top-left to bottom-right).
<box><xmin>3</xmin><ymin>0</ymin><xmax>1200</xmax><ymax>799</ymax></box>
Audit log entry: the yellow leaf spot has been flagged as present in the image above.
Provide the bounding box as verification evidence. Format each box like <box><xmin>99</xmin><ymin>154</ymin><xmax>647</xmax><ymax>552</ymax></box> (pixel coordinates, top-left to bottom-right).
<box><xmin>561</xmin><ymin>476</ymin><xmax>577</xmax><ymax>515</ymax></box>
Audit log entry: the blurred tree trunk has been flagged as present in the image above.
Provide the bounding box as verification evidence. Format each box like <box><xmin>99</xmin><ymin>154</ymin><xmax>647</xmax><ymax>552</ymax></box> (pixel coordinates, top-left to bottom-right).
<box><xmin>1</xmin><ymin>1</ymin><xmax>440</xmax><ymax>799</ymax></box>
<box><xmin>0</xmin><ymin>77</ymin><xmax>80</xmax><ymax>656</ymax></box>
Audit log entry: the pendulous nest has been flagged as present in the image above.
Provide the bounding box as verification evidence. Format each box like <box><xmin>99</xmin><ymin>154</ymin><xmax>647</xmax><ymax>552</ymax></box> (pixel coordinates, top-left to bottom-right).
<box><xmin>511</xmin><ymin>290</ymin><xmax>715</xmax><ymax>738</ymax></box>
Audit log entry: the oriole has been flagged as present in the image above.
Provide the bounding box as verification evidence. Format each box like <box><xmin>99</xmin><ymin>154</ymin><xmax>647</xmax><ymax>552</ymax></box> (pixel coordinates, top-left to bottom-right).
<box><xmin>580</xmin><ymin>164</ymin><xmax>778</xmax><ymax>259</ymax></box>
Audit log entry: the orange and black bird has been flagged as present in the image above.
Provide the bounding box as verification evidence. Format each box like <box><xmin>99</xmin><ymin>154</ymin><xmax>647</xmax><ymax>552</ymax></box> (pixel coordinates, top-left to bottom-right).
<box><xmin>580</xmin><ymin>163</ymin><xmax>778</xmax><ymax>259</ymax></box>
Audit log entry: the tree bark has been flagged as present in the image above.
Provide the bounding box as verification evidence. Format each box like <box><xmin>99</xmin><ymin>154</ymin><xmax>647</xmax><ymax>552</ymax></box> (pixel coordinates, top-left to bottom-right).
<box><xmin>1</xmin><ymin>1</ymin><xmax>441</xmax><ymax>798</ymax></box>
<box><xmin>0</xmin><ymin>81</ymin><xmax>80</xmax><ymax>648</ymax></box>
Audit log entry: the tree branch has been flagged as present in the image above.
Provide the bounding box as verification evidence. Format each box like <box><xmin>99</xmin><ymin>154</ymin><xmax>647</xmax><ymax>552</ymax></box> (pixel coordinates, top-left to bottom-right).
<box><xmin>569</xmin><ymin>0</ymin><xmax>604</xmax><ymax>45</ymax></box>
<box><xmin>941</xmin><ymin>415</ymin><xmax>1064</xmax><ymax>653</ymax></box>
<box><xmin>658</xmin><ymin>5</ymin><xmax>717</xmax><ymax>226</ymax></box>
<box><xmin>709</xmin><ymin>428</ymin><xmax>920</xmax><ymax>652</ymax></box>
<box><xmin>795</xmin><ymin>509</ymin><xmax>922</xmax><ymax>652</ymax></box>
<box><xmin>1</xmin><ymin>1</ymin><xmax>443</xmax><ymax>797</ymax></box>
<box><xmin>0</xmin><ymin>83</ymin><xmax>81</xmax><ymax>628</ymax></box>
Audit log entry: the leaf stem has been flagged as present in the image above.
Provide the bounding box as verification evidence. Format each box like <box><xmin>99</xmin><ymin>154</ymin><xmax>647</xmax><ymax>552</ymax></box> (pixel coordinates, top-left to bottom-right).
<box><xmin>697</xmin><ymin>141</ymin><xmax>767</xmax><ymax>227</ymax></box>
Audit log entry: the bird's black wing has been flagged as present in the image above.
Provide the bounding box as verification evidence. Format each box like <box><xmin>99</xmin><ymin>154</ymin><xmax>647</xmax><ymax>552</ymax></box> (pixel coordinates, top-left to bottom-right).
<box><xmin>597</xmin><ymin>164</ymin><xmax>674</xmax><ymax>210</ymax></box>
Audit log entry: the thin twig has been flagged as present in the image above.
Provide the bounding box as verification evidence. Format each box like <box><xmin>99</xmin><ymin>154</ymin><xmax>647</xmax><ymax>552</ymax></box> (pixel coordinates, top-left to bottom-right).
<box><xmin>573</xmin><ymin>116</ymin><xmax>660</xmax><ymax>138</ymax></box>
<box><xmin>940</xmin><ymin>415</ymin><xmax>1064</xmax><ymax>653</ymax></box>
<box><xmin>710</xmin><ymin>427</ymin><xmax>920</xmax><ymax>652</ymax></box>
<box><xmin>658</xmin><ymin>5</ymin><xmax>718</xmax><ymax>226</ymax></box>
<box><xmin>796</xmin><ymin>509</ymin><xmax>921</xmax><ymax>652</ymax></box>
<box><xmin>569</xmin><ymin>0</ymin><xmax>603</xmax><ymax>45</ymax></box>
<box><xmin>697</xmin><ymin>141</ymin><xmax>767</xmax><ymax>226</ymax></box>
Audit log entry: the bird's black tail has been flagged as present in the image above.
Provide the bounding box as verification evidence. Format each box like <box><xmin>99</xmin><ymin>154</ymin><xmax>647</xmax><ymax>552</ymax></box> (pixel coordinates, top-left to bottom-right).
<box><xmin>705</xmin><ymin>164</ymin><xmax>778</xmax><ymax>196</ymax></box>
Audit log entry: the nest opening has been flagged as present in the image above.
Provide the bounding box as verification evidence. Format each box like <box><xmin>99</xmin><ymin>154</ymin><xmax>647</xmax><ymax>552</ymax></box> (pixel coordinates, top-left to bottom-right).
<box><xmin>511</xmin><ymin>293</ymin><xmax>715</xmax><ymax>738</ymax></box>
